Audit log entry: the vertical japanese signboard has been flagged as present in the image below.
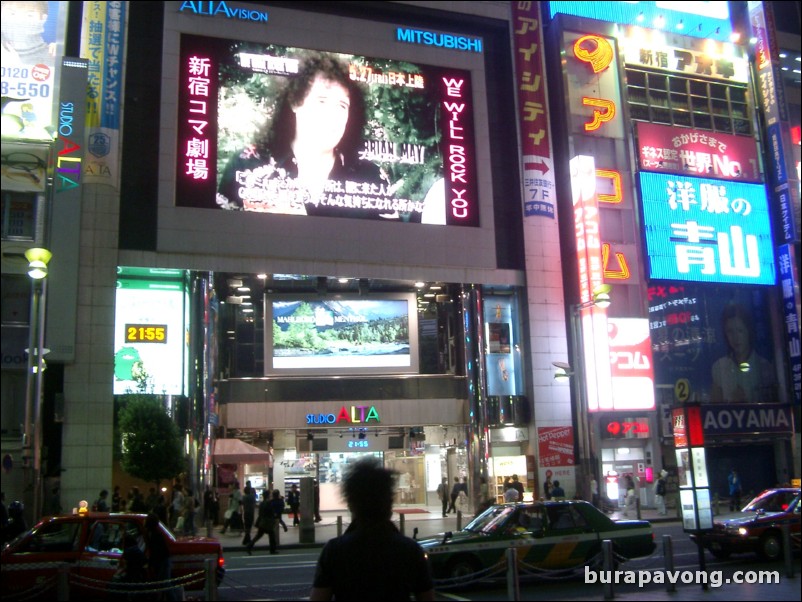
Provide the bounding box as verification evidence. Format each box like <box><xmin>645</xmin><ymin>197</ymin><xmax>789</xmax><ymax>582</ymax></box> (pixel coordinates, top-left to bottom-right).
<box><xmin>778</xmin><ymin>245</ymin><xmax>801</xmax><ymax>404</ymax></box>
<box><xmin>748</xmin><ymin>0</ymin><xmax>799</xmax><ymax>244</ymax></box>
<box><xmin>81</xmin><ymin>1</ymin><xmax>126</xmax><ymax>187</ymax></box>
<box><xmin>511</xmin><ymin>2</ymin><xmax>556</xmax><ymax>218</ymax></box>
<box><xmin>673</xmin><ymin>405</ymin><xmax>713</xmax><ymax>533</ymax></box>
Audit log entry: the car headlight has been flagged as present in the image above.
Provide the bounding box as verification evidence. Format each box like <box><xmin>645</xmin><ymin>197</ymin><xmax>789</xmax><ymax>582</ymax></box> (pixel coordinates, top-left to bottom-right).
<box><xmin>725</xmin><ymin>524</ymin><xmax>748</xmax><ymax>536</ymax></box>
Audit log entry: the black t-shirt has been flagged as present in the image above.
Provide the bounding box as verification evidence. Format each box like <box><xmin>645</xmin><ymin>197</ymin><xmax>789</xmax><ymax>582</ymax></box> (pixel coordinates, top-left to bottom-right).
<box><xmin>217</xmin><ymin>147</ymin><xmax>403</xmax><ymax>220</ymax></box>
<box><xmin>313</xmin><ymin>521</ymin><xmax>433</xmax><ymax>600</ymax></box>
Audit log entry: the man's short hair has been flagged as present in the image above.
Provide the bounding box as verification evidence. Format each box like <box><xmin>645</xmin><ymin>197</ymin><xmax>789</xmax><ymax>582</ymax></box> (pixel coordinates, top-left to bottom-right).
<box><xmin>342</xmin><ymin>457</ymin><xmax>396</xmax><ymax>521</ymax></box>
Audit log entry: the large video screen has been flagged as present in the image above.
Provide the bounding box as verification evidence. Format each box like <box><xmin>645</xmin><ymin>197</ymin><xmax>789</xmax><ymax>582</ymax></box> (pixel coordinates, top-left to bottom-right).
<box><xmin>113</xmin><ymin>271</ymin><xmax>188</xmax><ymax>395</ymax></box>
<box><xmin>176</xmin><ymin>34</ymin><xmax>477</xmax><ymax>226</ymax></box>
<box><xmin>264</xmin><ymin>294</ymin><xmax>419</xmax><ymax>376</ymax></box>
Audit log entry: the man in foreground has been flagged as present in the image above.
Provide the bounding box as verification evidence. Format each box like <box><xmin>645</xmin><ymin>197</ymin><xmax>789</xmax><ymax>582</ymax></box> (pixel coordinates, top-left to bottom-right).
<box><xmin>309</xmin><ymin>457</ymin><xmax>434</xmax><ymax>601</ymax></box>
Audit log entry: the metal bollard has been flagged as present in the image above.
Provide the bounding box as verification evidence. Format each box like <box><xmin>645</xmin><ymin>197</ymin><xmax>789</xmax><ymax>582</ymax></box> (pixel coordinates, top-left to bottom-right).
<box><xmin>205</xmin><ymin>557</ymin><xmax>217</xmax><ymax>601</ymax></box>
<box><xmin>782</xmin><ymin>522</ymin><xmax>794</xmax><ymax>578</ymax></box>
<box><xmin>636</xmin><ymin>498</ymin><xmax>641</xmax><ymax>520</ymax></box>
<box><xmin>57</xmin><ymin>562</ymin><xmax>69</xmax><ymax>601</ymax></box>
<box><xmin>663</xmin><ymin>534</ymin><xmax>675</xmax><ymax>592</ymax></box>
<box><xmin>602</xmin><ymin>540</ymin><xmax>615</xmax><ymax>599</ymax></box>
<box><xmin>337</xmin><ymin>515</ymin><xmax>343</xmax><ymax>536</ymax></box>
<box><xmin>399</xmin><ymin>513</ymin><xmax>406</xmax><ymax>536</ymax></box>
<box><xmin>456</xmin><ymin>510</ymin><xmax>462</xmax><ymax>531</ymax></box>
<box><xmin>506</xmin><ymin>547</ymin><xmax>520</xmax><ymax>601</ymax></box>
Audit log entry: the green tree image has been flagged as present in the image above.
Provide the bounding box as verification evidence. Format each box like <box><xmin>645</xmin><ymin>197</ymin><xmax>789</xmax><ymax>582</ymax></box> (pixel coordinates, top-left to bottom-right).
<box><xmin>118</xmin><ymin>396</ymin><xmax>185</xmax><ymax>488</ymax></box>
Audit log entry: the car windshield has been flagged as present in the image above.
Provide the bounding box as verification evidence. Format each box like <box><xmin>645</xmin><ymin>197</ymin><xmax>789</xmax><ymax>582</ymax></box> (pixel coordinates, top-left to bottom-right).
<box><xmin>743</xmin><ymin>490</ymin><xmax>800</xmax><ymax>513</ymax></box>
<box><xmin>463</xmin><ymin>505</ymin><xmax>516</xmax><ymax>534</ymax></box>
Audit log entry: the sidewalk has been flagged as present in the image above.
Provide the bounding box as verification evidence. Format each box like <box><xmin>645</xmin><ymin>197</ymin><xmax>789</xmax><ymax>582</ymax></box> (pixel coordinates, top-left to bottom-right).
<box><xmin>209</xmin><ymin>503</ymin><xmax>680</xmax><ymax>553</ymax></box>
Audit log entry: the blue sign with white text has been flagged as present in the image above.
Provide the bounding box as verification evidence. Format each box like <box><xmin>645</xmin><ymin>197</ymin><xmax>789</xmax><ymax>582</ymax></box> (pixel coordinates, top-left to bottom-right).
<box><xmin>639</xmin><ymin>173</ymin><xmax>775</xmax><ymax>285</ymax></box>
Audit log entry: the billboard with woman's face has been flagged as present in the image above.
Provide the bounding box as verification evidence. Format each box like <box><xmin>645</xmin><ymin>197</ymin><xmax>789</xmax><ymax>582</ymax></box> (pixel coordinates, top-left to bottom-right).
<box><xmin>175</xmin><ymin>35</ymin><xmax>478</xmax><ymax>227</ymax></box>
<box><xmin>648</xmin><ymin>283</ymin><xmax>779</xmax><ymax>404</ymax></box>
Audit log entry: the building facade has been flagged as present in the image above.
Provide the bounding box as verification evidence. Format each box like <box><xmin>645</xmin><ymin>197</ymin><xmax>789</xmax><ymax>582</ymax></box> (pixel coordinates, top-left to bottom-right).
<box><xmin>1</xmin><ymin>1</ymin><xmax>799</xmax><ymax>521</ymax></box>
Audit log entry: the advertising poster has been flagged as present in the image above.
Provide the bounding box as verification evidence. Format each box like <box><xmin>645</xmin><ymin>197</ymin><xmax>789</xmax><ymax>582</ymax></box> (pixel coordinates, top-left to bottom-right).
<box><xmin>176</xmin><ymin>35</ymin><xmax>478</xmax><ymax>226</ymax></box>
<box><xmin>81</xmin><ymin>0</ymin><xmax>126</xmax><ymax>187</ymax></box>
<box><xmin>0</xmin><ymin>0</ymin><xmax>66</xmax><ymax>141</ymax></box>
<box><xmin>537</xmin><ymin>426</ymin><xmax>574</xmax><ymax>468</ymax></box>
<box><xmin>649</xmin><ymin>282</ymin><xmax>778</xmax><ymax>404</ymax></box>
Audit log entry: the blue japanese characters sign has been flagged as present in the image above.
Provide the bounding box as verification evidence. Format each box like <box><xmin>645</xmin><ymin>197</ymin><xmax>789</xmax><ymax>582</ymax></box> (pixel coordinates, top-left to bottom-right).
<box><xmin>777</xmin><ymin>245</ymin><xmax>801</xmax><ymax>404</ymax></box>
<box><xmin>639</xmin><ymin>173</ymin><xmax>775</xmax><ymax>285</ymax></box>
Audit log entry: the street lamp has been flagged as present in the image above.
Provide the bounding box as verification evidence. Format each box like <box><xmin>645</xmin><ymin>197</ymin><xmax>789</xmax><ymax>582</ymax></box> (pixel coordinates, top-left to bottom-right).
<box><xmin>553</xmin><ymin>284</ymin><xmax>611</xmax><ymax>502</ymax></box>
<box><xmin>23</xmin><ymin>247</ymin><xmax>51</xmax><ymax>524</ymax></box>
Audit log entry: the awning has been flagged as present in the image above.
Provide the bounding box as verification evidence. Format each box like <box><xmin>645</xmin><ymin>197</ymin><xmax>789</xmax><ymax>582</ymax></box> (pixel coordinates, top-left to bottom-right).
<box><xmin>212</xmin><ymin>439</ymin><xmax>273</xmax><ymax>464</ymax></box>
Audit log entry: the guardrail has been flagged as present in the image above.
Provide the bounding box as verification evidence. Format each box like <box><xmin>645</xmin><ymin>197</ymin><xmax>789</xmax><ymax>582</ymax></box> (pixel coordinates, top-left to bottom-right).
<box><xmin>3</xmin><ymin>560</ymin><xmax>217</xmax><ymax>601</ymax></box>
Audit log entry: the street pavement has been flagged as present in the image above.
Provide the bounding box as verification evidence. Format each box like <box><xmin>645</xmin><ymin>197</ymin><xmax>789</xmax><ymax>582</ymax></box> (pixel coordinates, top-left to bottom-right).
<box><xmin>209</xmin><ymin>504</ymin><xmax>801</xmax><ymax>601</ymax></box>
<box><xmin>208</xmin><ymin>503</ymin><xmax>680</xmax><ymax>553</ymax></box>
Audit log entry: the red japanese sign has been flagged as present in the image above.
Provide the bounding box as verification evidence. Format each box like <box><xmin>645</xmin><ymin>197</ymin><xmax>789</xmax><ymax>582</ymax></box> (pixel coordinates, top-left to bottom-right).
<box><xmin>537</xmin><ymin>426</ymin><xmax>575</xmax><ymax>467</ymax></box>
<box><xmin>636</xmin><ymin>122</ymin><xmax>761</xmax><ymax>182</ymax></box>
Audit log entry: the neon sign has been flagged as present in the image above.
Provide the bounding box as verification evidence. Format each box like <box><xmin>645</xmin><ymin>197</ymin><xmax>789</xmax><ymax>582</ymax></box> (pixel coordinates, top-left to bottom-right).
<box><xmin>183</xmin><ymin>54</ymin><xmax>212</xmax><ymax>181</ymax></box>
<box><xmin>573</xmin><ymin>35</ymin><xmax>613</xmax><ymax>73</ymax></box>
<box><xmin>582</xmin><ymin>97</ymin><xmax>616</xmax><ymax>132</ymax></box>
<box><xmin>396</xmin><ymin>28</ymin><xmax>482</xmax><ymax>53</ymax></box>
<box><xmin>306</xmin><ymin>405</ymin><xmax>381</xmax><ymax>425</ymax></box>
<box><xmin>56</xmin><ymin>102</ymin><xmax>82</xmax><ymax>191</ymax></box>
<box><xmin>639</xmin><ymin>173</ymin><xmax>775</xmax><ymax>285</ymax></box>
<box><xmin>442</xmin><ymin>76</ymin><xmax>476</xmax><ymax>223</ymax></box>
<box><xmin>604</xmin><ymin>420</ymin><xmax>649</xmax><ymax>437</ymax></box>
<box><xmin>178</xmin><ymin>1</ymin><xmax>268</xmax><ymax>23</ymax></box>
<box><xmin>596</xmin><ymin>169</ymin><xmax>623</xmax><ymax>204</ymax></box>
<box><xmin>602</xmin><ymin>243</ymin><xmax>631</xmax><ymax>280</ymax></box>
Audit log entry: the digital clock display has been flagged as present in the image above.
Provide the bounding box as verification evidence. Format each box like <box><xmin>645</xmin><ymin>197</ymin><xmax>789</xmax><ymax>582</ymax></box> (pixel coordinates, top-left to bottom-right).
<box><xmin>348</xmin><ymin>440</ymin><xmax>370</xmax><ymax>449</ymax></box>
<box><xmin>125</xmin><ymin>324</ymin><xmax>167</xmax><ymax>343</ymax></box>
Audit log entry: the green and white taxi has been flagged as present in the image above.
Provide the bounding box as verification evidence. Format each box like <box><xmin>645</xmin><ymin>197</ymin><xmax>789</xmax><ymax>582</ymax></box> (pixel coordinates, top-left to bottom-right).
<box><xmin>417</xmin><ymin>500</ymin><xmax>655</xmax><ymax>581</ymax></box>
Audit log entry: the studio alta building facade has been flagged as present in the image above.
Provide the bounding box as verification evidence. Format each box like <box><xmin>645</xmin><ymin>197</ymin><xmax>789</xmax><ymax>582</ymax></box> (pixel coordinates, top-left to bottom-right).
<box><xmin>1</xmin><ymin>1</ymin><xmax>798</xmax><ymax>518</ymax></box>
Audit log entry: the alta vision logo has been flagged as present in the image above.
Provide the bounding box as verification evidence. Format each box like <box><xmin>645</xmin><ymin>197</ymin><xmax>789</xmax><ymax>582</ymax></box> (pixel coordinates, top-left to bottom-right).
<box><xmin>178</xmin><ymin>1</ymin><xmax>268</xmax><ymax>23</ymax></box>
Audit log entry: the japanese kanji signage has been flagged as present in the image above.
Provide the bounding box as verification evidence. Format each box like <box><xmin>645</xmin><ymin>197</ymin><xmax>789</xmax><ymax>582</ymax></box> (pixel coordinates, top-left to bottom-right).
<box><xmin>511</xmin><ymin>2</ymin><xmax>557</xmax><ymax>218</ymax></box>
<box><xmin>639</xmin><ymin>173</ymin><xmax>775</xmax><ymax>285</ymax></box>
<box><xmin>636</xmin><ymin>122</ymin><xmax>761</xmax><ymax>183</ymax></box>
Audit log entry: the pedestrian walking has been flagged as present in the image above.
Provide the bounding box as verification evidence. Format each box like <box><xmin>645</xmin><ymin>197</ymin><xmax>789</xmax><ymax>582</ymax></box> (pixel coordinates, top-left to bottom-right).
<box><xmin>241</xmin><ymin>481</ymin><xmax>257</xmax><ymax>545</ymax></box>
<box><xmin>728</xmin><ymin>469</ymin><xmax>742</xmax><ymax>511</ymax></box>
<box><xmin>543</xmin><ymin>475</ymin><xmax>553</xmax><ymax>500</ymax></box>
<box><xmin>510</xmin><ymin>475</ymin><xmax>525</xmax><ymax>500</ymax></box>
<box><xmin>550</xmin><ymin>480</ymin><xmax>566</xmax><ymax>499</ymax></box>
<box><xmin>655</xmin><ymin>470</ymin><xmax>668</xmax><ymax>515</ymax></box>
<box><xmin>247</xmin><ymin>490</ymin><xmax>277</xmax><ymax>555</ymax></box>
<box><xmin>309</xmin><ymin>457</ymin><xmax>434</xmax><ymax>601</ymax></box>
<box><xmin>314</xmin><ymin>480</ymin><xmax>322</xmax><ymax>522</ymax></box>
<box><xmin>504</xmin><ymin>483</ymin><xmax>519</xmax><ymax>503</ymax></box>
<box><xmin>111</xmin><ymin>486</ymin><xmax>122</xmax><ymax>512</ymax></box>
<box><xmin>221</xmin><ymin>482</ymin><xmax>242</xmax><ymax>534</ymax></box>
<box><xmin>94</xmin><ymin>489</ymin><xmax>110</xmax><ymax>512</ymax></box>
<box><xmin>287</xmin><ymin>483</ymin><xmax>301</xmax><ymax>526</ymax></box>
<box><xmin>271</xmin><ymin>489</ymin><xmax>288</xmax><ymax>533</ymax></box>
<box><xmin>436</xmin><ymin>478</ymin><xmax>448</xmax><ymax>517</ymax></box>
<box><xmin>445</xmin><ymin>477</ymin><xmax>460</xmax><ymax>514</ymax></box>
<box><xmin>170</xmin><ymin>486</ymin><xmax>184</xmax><ymax>530</ymax></box>
<box><xmin>623</xmin><ymin>475</ymin><xmax>636</xmax><ymax>516</ymax></box>
<box><xmin>145</xmin><ymin>512</ymin><xmax>178</xmax><ymax>601</ymax></box>
<box><xmin>182</xmin><ymin>489</ymin><xmax>198</xmax><ymax>535</ymax></box>
<box><xmin>590</xmin><ymin>476</ymin><xmax>600</xmax><ymax>508</ymax></box>
<box><xmin>203</xmin><ymin>487</ymin><xmax>217</xmax><ymax>537</ymax></box>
